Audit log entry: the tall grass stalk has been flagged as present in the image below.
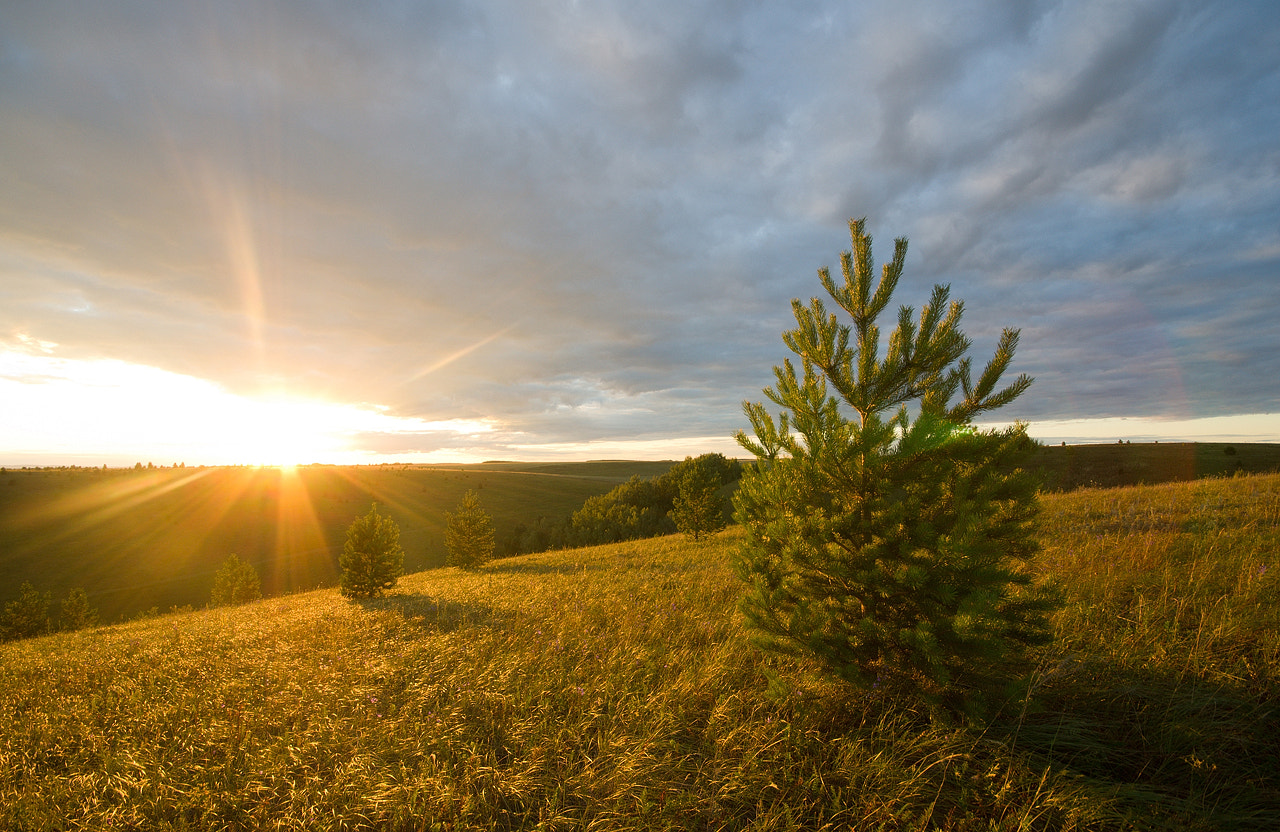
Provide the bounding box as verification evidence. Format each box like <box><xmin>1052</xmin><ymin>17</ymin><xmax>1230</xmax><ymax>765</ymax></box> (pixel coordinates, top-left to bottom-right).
<box><xmin>2</xmin><ymin>474</ymin><xmax>1278</xmax><ymax>830</ymax></box>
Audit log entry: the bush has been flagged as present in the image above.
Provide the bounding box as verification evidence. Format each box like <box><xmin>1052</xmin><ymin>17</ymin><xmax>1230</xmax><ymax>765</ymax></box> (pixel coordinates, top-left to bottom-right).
<box><xmin>568</xmin><ymin>454</ymin><xmax>742</xmax><ymax>546</ymax></box>
<box><xmin>733</xmin><ymin>218</ymin><xmax>1058</xmax><ymax>721</ymax></box>
<box><xmin>569</xmin><ymin>476</ymin><xmax>669</xmax><ymax>545</ymax></box>
<box><xmin>340</xmin><ymin>503</ymin><xmax>405</xmax><ymax>598</ymax></box>
<box><xmin>59</xmin><ymin>587</ymin><xmax>99</xmax><ymax>631</ymax></box>
<box><xmin>210</xmin><ymin>554</ymin><xmax>262</xmax><ymax>607</ymax></box>
<box><xmin>1</xmin><ymin>582</ymin><xmax>52</xmax><ymax>641</ymax></box>
<box><xmin>670</xmin><ymin>462</ymin><xmax>728</xmax><ymax>540</ymax></box>
<box><xmin>445</xmin><ymin>490</ymin><xmax>495</xmax><ymax>569</ymax></box>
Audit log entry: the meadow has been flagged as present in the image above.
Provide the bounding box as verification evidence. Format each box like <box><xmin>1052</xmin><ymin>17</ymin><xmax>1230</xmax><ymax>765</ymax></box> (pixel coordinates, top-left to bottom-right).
<box><xmin>2</xmin><ymin>472</ymin><xmax>1277</xmax><ymax>830</ymax></box>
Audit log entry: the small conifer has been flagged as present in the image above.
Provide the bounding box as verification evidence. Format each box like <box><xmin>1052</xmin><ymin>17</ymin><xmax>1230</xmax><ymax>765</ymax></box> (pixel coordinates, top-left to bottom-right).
<box><xmin>59</xmin><ymin>587</ymin><xmax>99</xmax><ymax>630</ymax></box>
<box><xmin>670</xmin><ymin>462</ymin><xmax>727</xmax><ymax>540</ymax></box>
<box><xmin>733</xmin><ymin>218</ymin><xmax>1058</xmax><ymax>721</ymax></box>
<box><xmin>445</xmin><ymin>490</ymin><xmax>495</xmax><ymax>569</ymax></box>
<box><xmin>340</xmin><ymin>503</ymin><xmax>405</xmax><ymax>597</ymax></box>
<box><xmin>210</xmin><ymin>554</ymin><xmax>262</xmax><ymax>607</ymax></box>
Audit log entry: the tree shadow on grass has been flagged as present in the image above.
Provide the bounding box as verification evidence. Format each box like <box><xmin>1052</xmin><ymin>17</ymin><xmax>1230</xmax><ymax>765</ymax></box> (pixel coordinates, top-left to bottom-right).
<box><xmin>992</xmin><ymin>658</ymin><xmax>1280</xmax><ymax>828</ymax></box>
<box><xmin>355</xmin><ymin>592</ymin><xmax>495</xmax><ymax>633</ymax></box>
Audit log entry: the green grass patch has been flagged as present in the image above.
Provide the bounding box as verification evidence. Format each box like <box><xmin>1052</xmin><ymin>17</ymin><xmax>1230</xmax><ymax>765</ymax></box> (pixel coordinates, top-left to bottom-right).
<box><xmin>3</xmin><ymin>473</ymin><xmax>1278</xmax><ymax>829</ymax></box>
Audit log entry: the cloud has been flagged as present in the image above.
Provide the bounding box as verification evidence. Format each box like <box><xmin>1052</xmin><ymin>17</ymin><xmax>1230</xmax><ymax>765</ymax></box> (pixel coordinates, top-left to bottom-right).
<box><xmin>2</xmin><ymin>0</ymin><xmax>1279</xmax><ymax>463</ymax></box>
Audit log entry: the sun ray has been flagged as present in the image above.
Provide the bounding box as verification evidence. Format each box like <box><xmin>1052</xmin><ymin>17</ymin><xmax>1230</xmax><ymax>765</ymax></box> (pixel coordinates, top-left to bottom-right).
<box><xmin>194</xmin><ymin>165</ymin><xmax>268</xmax><ymax>372</ymax></box>
<box><xmin>407</xmin><ymin>324</ymin><xmax>518</xmax><ymax>382</ymax></box>
<box><xmin>324</xmin><ymin>465</ymin><xmax>442</xmax><ymax>567</ymax></box>
<box><xmin>7</xmin><ymin>468</ymin><xmax>214</xmax><ymax>544</ymax></box>
<box><xmin>269</xmin><ymin>465</ymin><xmax>335</xmax><ymax>590</ymax></box>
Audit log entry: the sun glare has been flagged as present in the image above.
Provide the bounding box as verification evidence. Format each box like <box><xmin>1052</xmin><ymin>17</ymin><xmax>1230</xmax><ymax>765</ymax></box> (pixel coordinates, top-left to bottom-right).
<box><xmin>0</xmin><ymin>344</ymin><xmax>493</xmax><ymax>466</ymax></box>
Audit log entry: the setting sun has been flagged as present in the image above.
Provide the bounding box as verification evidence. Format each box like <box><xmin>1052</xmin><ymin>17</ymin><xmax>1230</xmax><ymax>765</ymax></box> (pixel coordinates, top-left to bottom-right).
<box><xmin>0</xmin><ymin>345</ymin><xmax>495</xmax><ymax>467</ymax></box>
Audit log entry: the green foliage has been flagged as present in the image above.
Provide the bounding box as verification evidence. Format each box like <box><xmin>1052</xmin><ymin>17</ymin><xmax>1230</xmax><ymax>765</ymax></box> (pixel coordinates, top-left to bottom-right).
<box><xmin>503</xmin><ymin>514</ymin><xmax>569</xmax><ymax>555</ymax></box>
<box><xmin>670</xmin><ymin>461</ymin><xmax>728</xmax><ymax>540</ymax></box>
<box><xmin>1</xmin><ymin>582</ymin><xmax>51</xmax><ymax>641</ymax></box>
<box><xmin>209</xmin><ymin>553</ymin><xmax>262</xmax><ymax>607</ymax></box>
<box><xmin>445</xmin><ymin>490</ymin><xmax>495</xmax><ymax>569</ymax></box>
<box><xmin>569</xmin><ymin>476</ymin><xmax>667</xmax><ymax>544</ymax></box>
<box><xmin>340</xmin><ymin>503</ymin><xmax>404</xmax><ymax>598</ymax></box>
<box><xmin>734</xmin><ymin>218</ymin><xmax>1058</xmax><ymax>720</ymax></box>
<box><xmin>568</xmin><ymin>454</ymin><xmax>741</xmax><ymax>546</ymax></box>
<box><xmin>58</xmin><ymin>587</ymin><xmax>98</xmax><ymax>631</ymax></box>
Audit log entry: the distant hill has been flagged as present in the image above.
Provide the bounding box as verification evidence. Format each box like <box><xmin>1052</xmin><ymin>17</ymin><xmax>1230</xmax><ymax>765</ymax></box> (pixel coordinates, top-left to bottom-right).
<box><xmin>0</xmin><ymin>460</ymin><xmax>675</xmax><ymax>621</ymax></box>
<box><xmin>1025</xmin><ymin>441</ymin><xmax>1280</xmax><ymax>491</ymax></box>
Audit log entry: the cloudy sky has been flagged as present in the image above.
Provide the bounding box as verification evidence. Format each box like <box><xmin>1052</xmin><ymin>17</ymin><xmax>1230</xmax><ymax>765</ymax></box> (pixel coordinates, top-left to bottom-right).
<box><xmin>2</xmin><ymin>0</ymin><xmax>1278</xmax><ymax>466</ymax></box>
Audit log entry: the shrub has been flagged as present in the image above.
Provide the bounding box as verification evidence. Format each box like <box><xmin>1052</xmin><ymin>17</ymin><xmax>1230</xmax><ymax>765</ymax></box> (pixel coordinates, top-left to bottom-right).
<box><xmin>59</xmin><ymin>587</ymin><xmax>99</xmax><ymax>631</ymax></box>
<box><xmin>670</xmin><ymin>462</ymin><xmax>728</xmax><ymax>540</ymax></box>
<box><xmin>568</xmin><ymin>454</ymin><xmax>742</xmax><ymax>546</ymax></box>
<box><xmin>733</xmin><ymin>218</ymin><xmax>1058</xmax><ymax>721</ymax></box>
<box><xmin>1</xmin><ymin>582</ymin><xmax>52</xmax><ymax>641</ymax></box>
<box><xmin>340</xmin><ymin>503</ymin><xmax>405</xmax><ymax>598</ymax></box>
<box><xmin>569</xmin><ymin>476</ymin><xmax>669</xmax><ymax>545</ymax></box>
<box><xmin>445</xmin><ymin>490</ymin><xmax>495</xmax><ymax>569</ymax></box>
<box><xmin>210</xmin><ymin>554</ymin><xmax>262</xmax><ymax>607</ymax></box>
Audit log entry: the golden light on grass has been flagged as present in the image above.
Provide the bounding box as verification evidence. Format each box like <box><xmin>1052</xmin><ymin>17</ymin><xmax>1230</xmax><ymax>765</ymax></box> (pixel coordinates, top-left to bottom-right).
<box><xmin>4</xmin><ymin>474</ymin><xmax>1278</xmax><ymax>828</ymax></box>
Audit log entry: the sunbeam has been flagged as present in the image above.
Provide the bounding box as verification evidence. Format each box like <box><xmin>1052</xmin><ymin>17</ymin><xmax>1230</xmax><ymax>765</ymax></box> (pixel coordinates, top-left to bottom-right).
<box><xmin>407</xmin><ymin>324</ymin><xmax>518</xmax><ymax>382</ymax></box>
<box><xmin>269</xmin><ymin>466</ymin><xmax>334</xmax><ymax>590</ymax></box>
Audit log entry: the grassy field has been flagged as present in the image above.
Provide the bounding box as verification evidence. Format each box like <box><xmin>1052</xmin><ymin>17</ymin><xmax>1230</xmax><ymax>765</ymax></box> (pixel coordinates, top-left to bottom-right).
<box><xmin>2</xmin><ymin>472</ymin><xmax>1277</xmax><ymax>830</ymax></box>
<box><xmin>1028</xmin><ymin>442</ymin><xmax>1280</xmax><ymax>491</ymax></box>
<box><xmin>4</xmin><ymin>444</ymin><xmax>1279</xmax><ymax>622</ymax></box>
<box><xmin>0</xmin><ymin>461</ymin><xmax>674</xmax><ymax>621</ymax></box>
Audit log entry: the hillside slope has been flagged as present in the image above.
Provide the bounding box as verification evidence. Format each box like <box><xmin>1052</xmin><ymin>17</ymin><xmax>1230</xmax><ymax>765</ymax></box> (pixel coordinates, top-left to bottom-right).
<box><xmin>3</xmin><ymin>473</ymin><xmax>1278</xmax><ymax>830</ymax></box>
<box><xmin>0</xmin><ymin>462</ymin><xmax>671</xmax><ymax>620</ymax></box>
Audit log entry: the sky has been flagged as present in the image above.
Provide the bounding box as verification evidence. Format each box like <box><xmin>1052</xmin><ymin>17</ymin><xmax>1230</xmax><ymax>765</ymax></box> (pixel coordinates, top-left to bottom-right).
<box><xmin>2</xmin><ymin>0</ymin><xmax>1278</xmax><ymax>466</ymax></box>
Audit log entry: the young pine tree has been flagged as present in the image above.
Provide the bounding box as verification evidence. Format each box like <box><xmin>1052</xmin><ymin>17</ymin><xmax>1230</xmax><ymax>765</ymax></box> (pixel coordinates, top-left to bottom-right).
<box><xmin>210</xmin><ymin>553</ymin><xmax>262</xmax><ymax>607</ymax></box>
<box><xmin>340</xmin><ymin>503</ymin><xmax>405</xmax><ymax>598</ymax></box>
<box><xmin>733</xmin><ymin>218</ymin><xmax>1058</xmax><ymax>721</ymax></box>
<box><xmin>445</xmin><ymin>490</ymin><xmax>495</xmax><ymax>569</ymax></box>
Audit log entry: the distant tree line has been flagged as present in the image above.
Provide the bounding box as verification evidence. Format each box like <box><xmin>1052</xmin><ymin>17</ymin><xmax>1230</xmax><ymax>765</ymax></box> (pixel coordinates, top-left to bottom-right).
<box><xmin>0</xmin><ymin>583</ymin><xmax>99</xmax><ymax>642</ymax></box>
<box><xmin>500</xmin><ymin>453</ymin><xmax>742</xmax><ymax>554</ymax></box>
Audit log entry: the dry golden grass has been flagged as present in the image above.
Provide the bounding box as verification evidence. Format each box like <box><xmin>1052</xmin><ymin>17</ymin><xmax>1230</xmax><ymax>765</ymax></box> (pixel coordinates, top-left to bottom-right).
<box><xmin>2</xmin><ymin>473</ymin><xmax>1278</xmax><ymax>830</ymax></box>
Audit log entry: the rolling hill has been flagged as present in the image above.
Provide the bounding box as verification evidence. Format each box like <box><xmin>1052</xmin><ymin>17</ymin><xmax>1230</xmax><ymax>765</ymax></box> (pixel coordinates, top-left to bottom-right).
<box><xmin>3</xmin><ymin>472</ymin><xmax>1278</xmax><ymax>829</ymax></box>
